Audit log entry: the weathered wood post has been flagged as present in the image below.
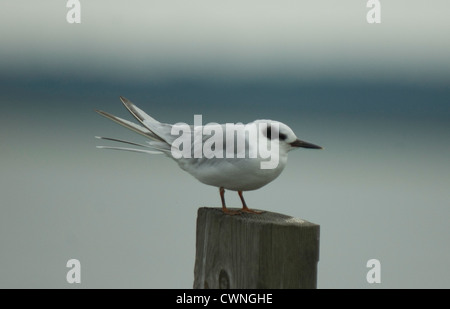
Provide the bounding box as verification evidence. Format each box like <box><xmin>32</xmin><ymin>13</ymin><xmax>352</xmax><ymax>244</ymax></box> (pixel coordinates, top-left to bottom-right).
<box><xmin>193</xmin><ymin>207</ymin><xmax>320</xmax><ymax>289</ymax></box>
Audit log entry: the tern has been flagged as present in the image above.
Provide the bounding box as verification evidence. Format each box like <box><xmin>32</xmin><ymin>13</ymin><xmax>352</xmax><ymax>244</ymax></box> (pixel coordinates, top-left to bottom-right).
<box><xmin>96</xmin><ymin>97</ymin><xmax>322</xmax><ymax>214</ymax></box>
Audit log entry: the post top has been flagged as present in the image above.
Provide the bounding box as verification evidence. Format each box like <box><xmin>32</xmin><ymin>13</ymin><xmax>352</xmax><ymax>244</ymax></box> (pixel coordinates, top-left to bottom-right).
<box><xmin>198</xmin><ymin>207</ymin><xmax>319</xmax><ymax>227</ymax></box>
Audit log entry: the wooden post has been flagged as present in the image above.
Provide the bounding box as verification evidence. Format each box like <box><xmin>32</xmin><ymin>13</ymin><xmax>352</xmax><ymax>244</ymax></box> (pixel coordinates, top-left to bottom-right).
<box><xmin>193</xmin><ymin>207</ymin><xmax>320</xmax><ymax>289</ymax></box>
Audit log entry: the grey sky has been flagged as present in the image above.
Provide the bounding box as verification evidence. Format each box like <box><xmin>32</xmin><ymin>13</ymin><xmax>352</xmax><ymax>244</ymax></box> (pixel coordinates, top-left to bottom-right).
<box><xmin>1</xmin><ymin>0</ymin><xmax>450</xmax><ymax>83</ymax></box>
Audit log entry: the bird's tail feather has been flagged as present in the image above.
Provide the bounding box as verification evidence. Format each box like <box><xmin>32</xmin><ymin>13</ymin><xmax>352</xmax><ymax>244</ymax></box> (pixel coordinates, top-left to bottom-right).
<box><xmin>119</xmin><ymin>96</ymin><xmax>177</xmax><ymax>144</ymax></box>
<box><xmin>96</xmin><ymin>96</ymin><xmax>176</xmax><ymax>156</ymax></box>
<box><xmin>95</xmin><ymin>136</ymin><xmax>171</xmax><ymax>154</ymax></box>
<box><xmin>96</xmin><ymin>146</ymin><xmax>164</xmax><ymax>155</ymax></box>
<box><xmin>95</xmin><ymin>109</ymin><xmax>162</xmax><ymax>142</ymax></box>
<box><xmin>95</xmin><ymin>136</ymin><xmax>152</xmax><ymax>148</ymax></box>
<box><xmin>119</xmin><ymin>96</ymin><xmax>168</xmax><ymax>143</ymax></box>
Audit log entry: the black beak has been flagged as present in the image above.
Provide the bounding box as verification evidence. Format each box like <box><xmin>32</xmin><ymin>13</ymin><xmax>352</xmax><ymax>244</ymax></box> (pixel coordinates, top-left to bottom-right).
<box><xmin>290</xmin><ymin>139</ymin><xmax>322</xmax><ymax>149</ymax></box>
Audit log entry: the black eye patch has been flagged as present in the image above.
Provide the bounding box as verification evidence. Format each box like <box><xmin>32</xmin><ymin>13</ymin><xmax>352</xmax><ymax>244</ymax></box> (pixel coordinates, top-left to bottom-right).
<box><xmin>265</xmin><ymin>125</ymin><xmax>286</xmax><ymax>140</ymax></box>
<box><xmin>266</xmin><ymin>126</ymin><xmax>272</xmax><ymax>139</ymax></box>
<box><xmin>279</xmin><ymin>133</ymin><xmax>287</xmax><ymax>140</ymax></box>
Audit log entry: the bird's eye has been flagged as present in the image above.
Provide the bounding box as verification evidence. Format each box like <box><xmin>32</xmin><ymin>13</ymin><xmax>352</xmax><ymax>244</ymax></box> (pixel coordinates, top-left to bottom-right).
<box><xmin>279</xmin><ymin>133</ymin><xmax>287</xmax><ymax>141</ymax></box>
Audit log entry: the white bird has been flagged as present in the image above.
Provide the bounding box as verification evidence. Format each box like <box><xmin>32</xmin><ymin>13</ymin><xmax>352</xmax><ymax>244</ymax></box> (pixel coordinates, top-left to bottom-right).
<box><xmin>96</xmin><ymin>96</ymin><xmax>322</xmax><ymax>215</ymax></box>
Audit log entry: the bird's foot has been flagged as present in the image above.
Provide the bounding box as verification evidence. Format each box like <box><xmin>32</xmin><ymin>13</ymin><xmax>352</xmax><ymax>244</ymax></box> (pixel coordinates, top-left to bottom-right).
<box><xmin>221</xmin><ymin>208</ymin><xmax>241</xmax><ymax>216</ymax></box>
<box><xmin>240</xmin><ymin>208</ymin><xmax>265</xmax><ymax>214</ymax></box>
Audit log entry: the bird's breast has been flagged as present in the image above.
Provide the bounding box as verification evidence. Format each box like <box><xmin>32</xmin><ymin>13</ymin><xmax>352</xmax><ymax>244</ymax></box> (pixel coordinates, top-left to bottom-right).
<box><xmin>177</xmin><ymin>154</ymin><xmax>288</xmax><ymax>191</ymax></box>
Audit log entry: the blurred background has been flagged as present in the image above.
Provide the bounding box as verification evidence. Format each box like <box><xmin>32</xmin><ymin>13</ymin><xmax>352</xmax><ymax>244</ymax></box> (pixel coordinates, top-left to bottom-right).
<box><xmin>0</xmin><ymin>0</ymin><xmax>449</xmax><ymax>288</ymax></box>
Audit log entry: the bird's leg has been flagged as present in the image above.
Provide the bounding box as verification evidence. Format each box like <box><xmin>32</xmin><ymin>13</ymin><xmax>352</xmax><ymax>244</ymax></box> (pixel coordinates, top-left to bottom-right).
<box><xmin>238</xmin><ymin>191</ymin><xmax>264</xmax><ymax>214</ymax></box>
<box><xmin>220</xmin><ymin>187</ymin><xmax>239</xmax><ymax>215</ymax></box>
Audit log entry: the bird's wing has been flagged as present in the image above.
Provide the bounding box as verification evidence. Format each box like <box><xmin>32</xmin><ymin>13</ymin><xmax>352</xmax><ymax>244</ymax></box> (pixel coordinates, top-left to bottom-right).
<box><xmin>193</xmin><ymin>122</ymin><xmax>259</xmax><ymax>158</ymax></box>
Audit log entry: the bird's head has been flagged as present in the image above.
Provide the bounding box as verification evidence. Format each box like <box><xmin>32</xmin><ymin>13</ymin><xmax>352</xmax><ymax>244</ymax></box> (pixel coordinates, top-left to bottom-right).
<box><xmin>257</xmin><ymin>120</ymin><xmax>323</xmax><ymax>152</ymax></box>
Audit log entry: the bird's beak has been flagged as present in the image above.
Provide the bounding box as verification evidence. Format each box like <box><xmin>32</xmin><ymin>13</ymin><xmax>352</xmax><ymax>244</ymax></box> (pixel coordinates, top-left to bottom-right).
<box><xmin>290</xmin><ymin>139</ymin><xmax>323</xmax><ymax>149</ymax></box>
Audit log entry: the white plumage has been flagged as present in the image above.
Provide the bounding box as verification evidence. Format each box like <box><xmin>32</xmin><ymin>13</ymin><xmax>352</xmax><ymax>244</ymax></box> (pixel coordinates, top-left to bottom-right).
<box><xmin>96</xmin><ymin>96</ymin><xmax>322</xmax><ymax>214</ymax></box>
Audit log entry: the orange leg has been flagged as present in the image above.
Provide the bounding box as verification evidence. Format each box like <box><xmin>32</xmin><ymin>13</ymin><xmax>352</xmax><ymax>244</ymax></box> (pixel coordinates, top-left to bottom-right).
<box><xmin>220</xmin><ymin>187</ymin><xmax>240</xmax><ymax>215</ymax></box>
<box><xmin>238</xmin><ymin>191</ymin><xmax>264</xmax><ymax>214</ymax></box>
